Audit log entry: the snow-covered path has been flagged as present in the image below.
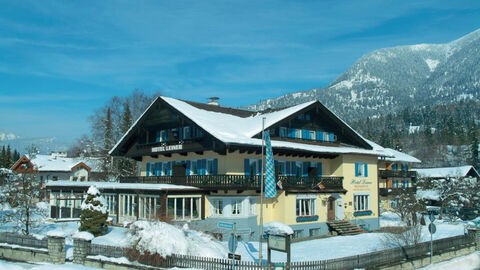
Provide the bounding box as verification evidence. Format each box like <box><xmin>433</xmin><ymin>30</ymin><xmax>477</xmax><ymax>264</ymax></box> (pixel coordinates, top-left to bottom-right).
<box><xmin>418</xmin><ymin>251</ymin><xmax>480</xmax><ymax>270</ymax></box>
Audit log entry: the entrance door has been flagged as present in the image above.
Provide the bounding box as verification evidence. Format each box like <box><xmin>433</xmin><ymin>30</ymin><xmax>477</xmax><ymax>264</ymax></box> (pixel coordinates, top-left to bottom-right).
<box><xmin>327</xmin><ymin>196</ymin><xmax>336</xmax><ymax>221</ymax></box>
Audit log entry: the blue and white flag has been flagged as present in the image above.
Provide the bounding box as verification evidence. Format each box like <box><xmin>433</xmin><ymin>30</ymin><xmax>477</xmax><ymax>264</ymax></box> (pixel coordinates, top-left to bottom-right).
<box><xmin>264</xmin><ymin>130</ymin><xmax>277</xmax><ymax>198</ymax></box>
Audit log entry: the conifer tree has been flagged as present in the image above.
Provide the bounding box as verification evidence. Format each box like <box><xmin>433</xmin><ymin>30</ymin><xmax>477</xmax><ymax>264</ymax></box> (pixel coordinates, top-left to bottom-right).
<box><xmin>5</xmin><ymin>145</ymin><xmax>12</xmax><ymax>168</ymax></box>
<box><xmin>79</xmin><ymin>186</ymin><xmax>108</xmax><ymax>236</ymax></box>
<box><xmin>118</xmin><ymin>102</ymin><xmax>136</xmax><ymax>176</ymax></box>
<box><xmin>0</xmin><ymin>146</ymin><xmax>6</xmax><ymax>168</ymax></box>
<box><xmin>470</xmin><ymin>125</ymin><xmax>479</xmax><ymax>169</ymax></box>
<box><xmin>102</xmin><ymin>108</ymin><xmax>113</xmax><ymax>178</ymax></box>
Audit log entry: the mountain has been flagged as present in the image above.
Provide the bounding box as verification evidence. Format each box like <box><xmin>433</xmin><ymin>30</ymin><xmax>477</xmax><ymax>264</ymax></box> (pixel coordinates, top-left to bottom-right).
<box><xmin>247</xmin><ymin>29</ymin><xmax>480</xmax><ymax>122</ymax></box>
<box><xmin>0</xmin><ymin>131</ymin><xmax>69</xmax><ymax>155</ymax></box>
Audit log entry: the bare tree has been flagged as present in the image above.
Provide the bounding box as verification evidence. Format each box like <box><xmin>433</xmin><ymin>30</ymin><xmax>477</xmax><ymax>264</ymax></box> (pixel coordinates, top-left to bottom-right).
<box><xmin>0</xmin><ymin>146</ymin><xmax>46</xmax><ymax>235</ymax></box>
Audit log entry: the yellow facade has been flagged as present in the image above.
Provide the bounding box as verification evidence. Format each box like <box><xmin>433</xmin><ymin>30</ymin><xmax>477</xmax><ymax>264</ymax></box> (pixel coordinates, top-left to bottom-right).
<box><xmin>140</xmin><ymin>151</ymin><xmax>379</xmax><ymax>227</ymax></box>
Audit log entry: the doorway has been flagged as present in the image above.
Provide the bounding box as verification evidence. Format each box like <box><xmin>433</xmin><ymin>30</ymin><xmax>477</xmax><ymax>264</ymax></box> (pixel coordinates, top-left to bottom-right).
<box><xmin>327</xmin><ymin>196</ymin><xmax>336</xmax><ymax>220</ymax></box>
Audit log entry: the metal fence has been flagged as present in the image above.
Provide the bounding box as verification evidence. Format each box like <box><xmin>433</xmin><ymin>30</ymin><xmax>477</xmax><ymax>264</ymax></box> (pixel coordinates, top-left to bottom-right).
<box><xmin>0</xmin><ymin>232</ymin><xmax>48</xmax><ymax>249</ymax></box>
<box><xmin>86</xmin><ymin>233</ymin><xmax>475</xmax><ymax>270</ymax></box>
<box><xmin>89</xmin><ymin>243</ymin><xmax>130</xmax><ymax>258</ymax></box>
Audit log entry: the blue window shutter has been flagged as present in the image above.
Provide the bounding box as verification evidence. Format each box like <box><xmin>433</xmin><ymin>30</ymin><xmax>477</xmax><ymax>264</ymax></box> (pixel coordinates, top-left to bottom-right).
<box><xmin>244</xmin><ymin>159</ymin><xmax>250</xmax><ymax>175</ymax></box>
<box><xmin>279</xmin><ymin>128</ymin><xmax>285</xmax><ymax>137</ymax></box>
<box><xmin>355</xmin><ymin>163</ymin><xmax>359</xmax><ymax>177</ymax></box>
<box><xmin>406</xmin><ymin>165</ymin><xmax>409</xmax><ymax>171</ymax></box>
<box><xmin>364</xmin><ymin>163</ymin><xmax>368</xmax><ymax>177</ymax></box>
<box><xmin>155</xmin><ymin>131</ymin><xmax>160</xmax><ymax>142</ymax></box>
<box><xmin>146</xmin><ymin>163</ymin><xmax>151</xmax><ymax>176</ymax></box>
<box><xmin>286</xmin><ymin>161</ymin><xmax>291</xmax><ymax>176</ymax></box>
<box><xmin>329</xmin><ymin>133</ymin><xmax>335</xmax><ymax>142</ymax></box>
<box><xmin>202</xmin><ymin>159</ymin><xmax>207</xmax><ymax>175</ymax></box>
<box><xmin>165</xmin><ymin>162</ymin><xmax>170</xmax><ymax>176</ymax></box>
<box><xmin>178</xmin><ymin>127</ymin><xmax>183</xmax><ymax>140</ymax></box>
<box><xmin>302</xmin><ymin>162</ymin><xmax>309</xmax><ymax>176</ymax></box>
<box><xmin>317</xmin><ymin>162</ymin><xmax>322</xmax><ymax>177</ymax></box>
<box><xmin>186</xmin><ymin>160</ymin><xmax>191</xmax><ymax>175</ymax></box>
<box><xmin>213</xmin><ymin>158</ymin><xmax>218</xmax><ymax>175</ymax></box>
<box><xmin>302</xmin><ymin>129</ymin><xmax>309</xmax><ymax>139</ymax></box>
<box><xmin>257</xmin><ymin>159</ymin><xmax>262</xmax><ymax>175</ymax></box>
<box><xmin>274</xmin><ymin>160</ymin><xmax>278</xmax><ymax>172</ymax></box>
<box><xmin>158</xmin><ymin>162</ymin><xmax>163</xmax><ymax>176</ymax></box>
<box><xmin>305</xmin><ymin>113</ymin><xmax>310</xmax><ymax>121</ymax></box>
<box><xmin>316</xmin><ymin>131</ymin><xmax>322</xmax><ymax>141</ymax></box>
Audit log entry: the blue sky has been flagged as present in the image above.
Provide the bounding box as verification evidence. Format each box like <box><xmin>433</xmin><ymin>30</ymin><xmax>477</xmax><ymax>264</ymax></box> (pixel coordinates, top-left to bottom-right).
<box><xmin>0</xmin><ymin>0</ymin><xmax>479</xmax><ymax>144</ymax></box>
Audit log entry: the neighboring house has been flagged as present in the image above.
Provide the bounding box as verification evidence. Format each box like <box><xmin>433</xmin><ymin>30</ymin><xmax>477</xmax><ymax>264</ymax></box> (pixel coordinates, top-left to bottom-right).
<box><xmin>377</xmin><ymin>148</ymin><xmax>421</xmax><ymax>212</ymax></box>
<box><xmin>46</xmin><ymin>96</ymin><xmax>393</xmax><ymax>239</ymax></box>
<box><xmin>414</xmin><ymin>166</ymin><xmax>479</xmax><ymax>179</ymax></box>
<box><xmin>11</xmin><ymin>153</ymin><xmax>103</xmax><ymax>182</ymax></box>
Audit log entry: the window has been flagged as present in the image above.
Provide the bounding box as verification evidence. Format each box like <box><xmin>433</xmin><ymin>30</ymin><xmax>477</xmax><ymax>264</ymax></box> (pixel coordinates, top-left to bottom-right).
<box><xmin>213</xmin><ymin>199</ymin><xmax>223</xmax><ymax>216</ymax></box>
<box><xmin>297</xmin><ymin>113</ymin><xmax>304</xmax><ymax>120</ymax></box>
<box><xmin>166</xmin><ymin>196</ymin><xmax>201</xmax><ymax>220</ymax></box>
<box><xmin>293</xmin><ymin>230</ymin><xmax>303</xmax><ymax>239</ymax></box>
<box><xmin>279</xmin><ymin>127</ymin><xmax>287</xmax><ymax>137</ymax></box>
<box><xmin>190</xmin><ymin>160</ymin><xmax>198</xmax><ymax>175</ymax></box>
<box><xmin>120</xmin><ymin>194</ymin><xmax>136</xmax><ymax>218</ymax></box>
<box><xmin>249</xmin><ymin>198</ymin><xmax>257</xmax><ymax>215</ymax></box>
<box><xmin>309</xmin><ymin>130</ymin><xmax>315</xmax><ymax>140</ymax></box>
<box><xmin>207</xmin><ymin>159</ymin><xmax>215</xmax><ymax>175</ymax></box>
<box><xmin>354</xmin><ymin>194</ymin><xmax>370</xmax><ymax>211</ymax></box>
<box><xmin>245</xmin><ymin>159</ymin><xmax>261</xmax><ymax>176</ymax></box>
<box><xmin>355</xmin><ymin>163</ymin><xmax>368</xmax><ymax>177</ymax></box>
<box><xmin>139</xmin><ymin>195</ymin><xmax>160</xmax><ymax>220</ymax></box>
<box><xmin>104</xmin><ymin>194</ymin><xmax>117</xmax><ymax>216</ymax></box>
<box><xmin>160</xmin><ymin>130</ymin><xmax>168</xmax><ymax>142</ymax></box>
<box><xmin>183</xmin><ymin>126</ymin><xmax>191</xmax><ymax>140</ymax></box>
<box><xmin>305</xmin><ymin>113</ymin><xmax>311</xmax><ymax>121</ymax></box>
<box><xmin>309</xmin><ymin>228</ymin><xmax>321</xmax><ymax>237</ymax></box>
<box><xmin>231</xmin><ymin>199</ymin><xmax>242</xmax><ymax>216</ymax></box>
<box><xmin>277</xmin><ymin>161</ymin><xmax>286</xmax><ymax>176</ymax></box>
<box><xmin>296</xmin><ymin>197</ymin><xmax>316</xmax><ymax>217</ymax></box>
<box><xmin>393</xmin><ymin>180</ymin><xmax>399</xmax><ymax>188</ymax></box>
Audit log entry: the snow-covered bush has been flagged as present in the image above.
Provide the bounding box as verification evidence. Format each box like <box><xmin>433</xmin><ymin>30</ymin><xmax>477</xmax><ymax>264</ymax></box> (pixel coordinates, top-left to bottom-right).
<box><xmin>127</xmin><ymin>221</ymin><xmax>226</xmax><ymax>259</ymax></box>
<box><xmin>79</xmin><ymin>185</ymin><xmax>108</xmax><ymax>236</ymax></box>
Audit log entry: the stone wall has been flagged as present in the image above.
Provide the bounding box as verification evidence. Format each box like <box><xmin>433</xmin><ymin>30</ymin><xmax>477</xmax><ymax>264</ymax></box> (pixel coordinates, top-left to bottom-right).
<box><xmin>47</xmin><ymin>236</ymin><xmax>66</xmax><ymax>264</ymax></box>
<box><xmin>73</xmin><ymin>238</ymin><xmax>91</xmax><ymax>265</ymax></box>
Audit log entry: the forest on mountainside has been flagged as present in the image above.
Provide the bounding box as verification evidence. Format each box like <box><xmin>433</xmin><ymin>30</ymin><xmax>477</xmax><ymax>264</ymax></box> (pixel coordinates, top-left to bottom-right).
<box><xmin>350</xmin><ymin>100</ymin><xmax>480</xmax><ymax>168</ymax></box>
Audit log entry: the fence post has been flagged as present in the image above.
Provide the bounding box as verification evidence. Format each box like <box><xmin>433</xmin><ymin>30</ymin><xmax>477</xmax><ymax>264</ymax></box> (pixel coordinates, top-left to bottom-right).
<box><xmin>73</xmin><ymin>232</ymin><xmax>94</xmax><ymax>265</ymax></box>
<box><xmin>47</xmin><ymin>233</ymin><xmax>66</xmax><ymax>264</ymax></box>
<box><xmin>468</xmin><ymin>228</ymin><xmax>480</xmax><ymax>251</ymax></box>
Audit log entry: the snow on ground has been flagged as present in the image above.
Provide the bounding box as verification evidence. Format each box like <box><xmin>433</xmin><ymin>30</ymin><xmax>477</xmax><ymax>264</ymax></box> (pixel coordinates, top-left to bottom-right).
<box><xmin>92</xmin><ymin>226</ymin><xmax>129</xmax><ymax>247</ymax></box>
<box><xmin>418</xmin><ymin>251</ymin><xmax>480</xmax><ymax>270</ymax></box>
<box><xmin>238</xmin><ymin>221</ymin><xmax>466</xmax><ymax>263</ymax></box>
<box><xmin>0</xmin><ymin>259</ymin><xmax>102</xmax><ymax>270</ymax></box>
<box><xmin>380</xmin><ymin>211</ymin><xmax>406</xmax><ymax>227</ymax></box>
<box><xmin>127</xmin><ymin>221</ymin><xmax>227</xmax><ymax>258</ymax></box>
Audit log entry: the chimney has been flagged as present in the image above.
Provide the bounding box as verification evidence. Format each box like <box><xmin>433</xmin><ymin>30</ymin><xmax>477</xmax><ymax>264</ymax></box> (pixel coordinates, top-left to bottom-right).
<box><xmin>207</xmin><ymin>97</ymin><xmax>219</xmax><ymax>106</ymax></box>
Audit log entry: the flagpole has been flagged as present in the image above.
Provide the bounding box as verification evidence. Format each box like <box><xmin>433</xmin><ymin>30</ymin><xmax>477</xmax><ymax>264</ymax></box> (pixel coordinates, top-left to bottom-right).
<box><xmin>259</xmin><ymin>117</ymin><xmax>265</xmax><ymax>265</ymax></box>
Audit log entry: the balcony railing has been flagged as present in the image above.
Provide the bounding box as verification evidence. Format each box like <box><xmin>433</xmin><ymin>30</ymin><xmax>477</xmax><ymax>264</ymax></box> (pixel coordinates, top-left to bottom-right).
<box><xmin>119</xmin><ymin>175</ymin><xmax>344</xmax><ymax>191</ymax></box>
<box><xmin>379</xmin><ymin>170</ymin><xmax>417</xmax><ymax>178</ymax></box>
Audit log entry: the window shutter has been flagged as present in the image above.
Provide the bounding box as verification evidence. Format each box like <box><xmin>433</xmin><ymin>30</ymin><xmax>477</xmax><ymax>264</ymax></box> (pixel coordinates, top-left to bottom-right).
<box><xmin>155</xmin><ymin>131</ymin><xmax>160</xmax><ymax>142</ymax></box>
<box><xmin>201</xmin><ymin>159</ymin><xmax>207</xmax><ymax>175</ymax></box>
<box><xmin>355</xmin><ymin>163</ymin><xmax>359</xmax><ymax>177</ymax></box>
<box><xmin>166</xmin><ymin>162</ymin><xmax>172</xmax><ymax>176</ymax></box>
<box><xmin>279</xmin><ymin>128</ymin><xmax>285</xmax><ymax>137</ymax></box>
<box><xmin>257</xmin><ymin>159</ymin><xmax>262</xmax><ymax>175</ymax></box>
<box><xmin>244</xmin><ymin>159</ymin><xmax>250</xmax><ymax>176</ymax></box>
<box><xmin>302</xmin><ymin>129</ymin><xmax>309</xmax><ymax>139</ymax></box>
<box><xmin>329</xmin><ymin>132</ymin><xmax>335</xmax><ymax>142</ymax></box>
<box><xmin>186</xmin><ymin>160</ymin><xmax>191</xmax><ymax>175</ymax></box>
<box><xmin>316</xmin><ymin>131</ymin><xmax>323</xmax><ymax>141</ymax></box>
<box><xmin>213</xmin><ymin>158</ymin><xmax>218</xmax><ymax>175</ymax></box>
<box><xmin>317</xmin><ymin>162</ymin><xmax>322</xmax><ymax>177</ymax></box>
<box><xmin>364</xmin><ymin>163</ymin><xmax>368</xmax><ymax>177</ymax></box>
<box><xmin>286</xmin><ymin>161</ymin><xmax>291</xmax><ymax>176</ymax></box>
<box><xmin>146</xmin><ymin>163</ymin><xmax>151</xmax><ymax>176</ymax></box>
<box><xmin>302</xmin><ymin>162</ymin><xmax>309</xmax><ymax>176</ymax></box>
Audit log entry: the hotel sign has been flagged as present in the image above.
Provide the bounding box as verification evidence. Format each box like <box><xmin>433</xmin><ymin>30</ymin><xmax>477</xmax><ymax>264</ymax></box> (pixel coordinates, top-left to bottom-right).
<box><xmin>151</xmin><ymin>144</ymin><xmax>183</xmax><ymax>153</ymax></box>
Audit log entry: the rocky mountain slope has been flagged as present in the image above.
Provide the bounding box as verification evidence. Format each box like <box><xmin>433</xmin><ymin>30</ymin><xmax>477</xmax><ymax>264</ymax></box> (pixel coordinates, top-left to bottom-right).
<box><xmin>247</xmin><ymin>29</ymin><xmax>480</xmax><ymax>122</ymax></box>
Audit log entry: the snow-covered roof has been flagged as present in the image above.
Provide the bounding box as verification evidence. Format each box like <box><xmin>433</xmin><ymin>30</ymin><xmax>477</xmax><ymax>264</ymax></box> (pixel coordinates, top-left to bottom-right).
<box><xmin>414</xmin><ymin>166</ymin><xmax>479</xmax><ymax>178</ymax></box>
<box><xmin>383</xmin><ymin>148</ymin><xmax>421</xmax><ymax>163</ymax></box>
<box><xmin>26</xmin><ymin>155</ymin><xmax>102</xmax><ymax>173</ymax></box>
<box><xmin>110</xmin><ymin>96</ymin><xmax>390</xmax><ymax>157</ymax></box>
<box><xmin>45</xmin><ymin>180</ymin><xmax>199</xmax><ymax>191</ymax></box>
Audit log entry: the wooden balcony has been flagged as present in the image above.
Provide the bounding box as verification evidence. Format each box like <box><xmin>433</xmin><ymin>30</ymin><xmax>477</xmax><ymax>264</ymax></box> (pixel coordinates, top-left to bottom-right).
<box><xmin>119</xmin><ymin>175</ymin><xmax>344</xmax><ymax>192</ymax></box>
<box><xmin>379</xmin><ymin>170</ymin><xmax>417</xmax><ymax>179</ymax></box>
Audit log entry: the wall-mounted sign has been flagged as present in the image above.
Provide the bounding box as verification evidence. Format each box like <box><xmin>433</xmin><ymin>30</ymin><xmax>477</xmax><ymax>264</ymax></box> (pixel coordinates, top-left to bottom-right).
<box><xmin>152</xmin><ymin>144</ymin><xmax>183</xmax><ymax>153</ymax></box>
<box><xmin>350</xmin><ymin>179</ymin><xmax>373</xmax><ymax>185</ymax></box>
